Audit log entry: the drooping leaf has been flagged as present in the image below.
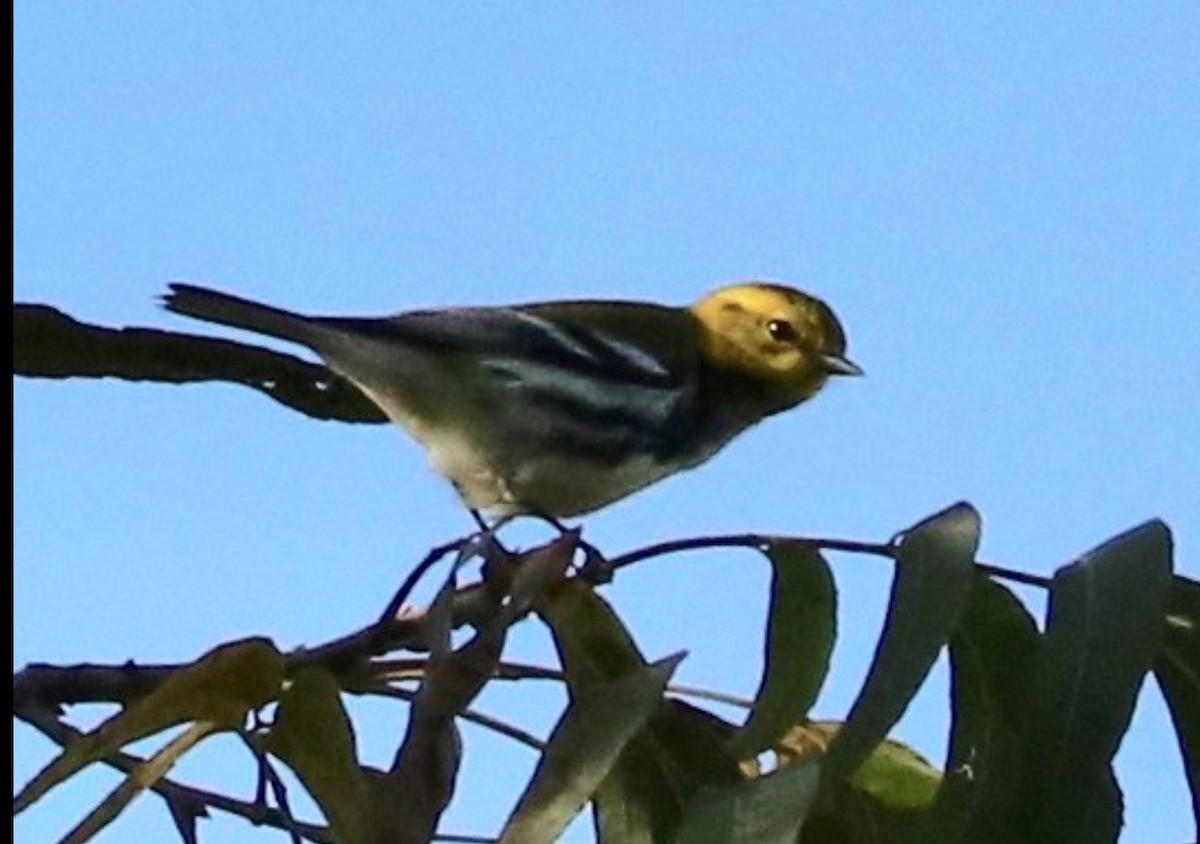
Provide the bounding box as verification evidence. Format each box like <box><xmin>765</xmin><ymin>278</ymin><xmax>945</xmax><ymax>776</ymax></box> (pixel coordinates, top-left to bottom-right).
<box><xmin>539</xmin><ymin>581</ymin><xmax>741</xmax><ymax>844</ymax></box>
<box><xmin>846</xmin><ymin>733</ymin><xmax>941</xmax><ymax>811</ymax></box>
<box><xmin>728</xmin><ymin>542</ymin><xmax>836</xmax><ymax>760</ymax></box>
<box><xmin>263</xmin><ymin>666</ymin><xmax>368</xmax><ymax>844</ymax></box>
<box><xmin>371</xmin><ymin>540</ymin><xmax>570</xmax><ymax>843</ymax></box>
<box><xmin>59</xmin><ymin>721</ymin><xmax>217</xmax><ymax>844</ymax></box>
<box><xmin>591</xmin><ymin>699</ymin><xmax>745</xmax><ymax>844</ymax></box>
<box><xmin>915</xmin><ymin>575</ymin><xmax>1040</xmax><ymax>843</ymax></box>
<box><xmin>1152</xmin><ymin>574</ymin><xmax>1200</xmax><ymax>836</ymax></box>
<box><xmin>763</xmin><ymin>722</ymin><xmax>939</xmax><ymax>844</ymax></box>
<box><xmin>165</xmin><ymin>791</ymin><xmax>208</xmax><ymax>844</ymax></box>
<box><xmin>540</xmin><ymin>581</ymin><xmax>667</xmax><ymax>843</ymax></box>
<box><xmin>589</xmin><ymin>736</ymin><xmax>676</xmax><ymax>844</ymax></box>
<box><xmin>649</xmin><ymin>700</ymin><xmax>746</xmax><ymax>798</ymax></box>
<box><xmin>1017</xmin><ymin>520</ymin><xmax>1174</xmax><ymax>844</ymax></box>
<box><xmin>14</xmin><ymin>638</ymin><xmax>283</xmax><ymax>814</ymax></box>
<box><xmin>164</xmin><ymin>792</ymin><xmax>206</xmax><ymax>844</ymax></box>
<box><xmin>674</xmin><ymin>754</ymin><xmax>822</xmax><ymax>844</ymax></box>
<box><xmin>498</xmin><ymin>654</ymin><xmax>684</xmax><ymax>844</ymax></box>
<box><xmin>822</xmin><ymin>503</ymin><xmax>979</xmax><ymax>786</ymax></box>
<box><xmin>501</xmin><ymin>532</ymin><xmax>576</xmax><ymax>626</ymax></box>
<box><xmin>539</xmin><ymin>578</ymin><xmax>646</xmax><ymax>690</ymax></box>
<box><xmin>800</xmin><ymin>785</ymin><xmax>919</xmax><ymax>844</ymax></box>
<box><xmin>382</xmin><ymin>623</ymin><xmax>506</xmax><ymax>844</ymax></box>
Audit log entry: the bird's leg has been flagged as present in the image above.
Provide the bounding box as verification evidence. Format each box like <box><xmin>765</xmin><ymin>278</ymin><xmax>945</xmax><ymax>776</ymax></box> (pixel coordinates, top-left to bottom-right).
<box><xmin>471</xmin><ymin>509</ymin><xmax>612</xmax><ymax>585</ymax></box>
<box><xmin>525</xmin><ymin>511</ymin><xmax>612</xmax><ymax>584</ymax></box>
<box><xmin>576</xmin><ymin>539</ymin><xmax>613</xmax><ymax>585</ymax></box>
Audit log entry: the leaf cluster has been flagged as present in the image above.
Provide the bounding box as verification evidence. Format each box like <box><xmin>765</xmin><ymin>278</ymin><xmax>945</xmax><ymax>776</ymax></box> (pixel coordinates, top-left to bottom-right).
<box><xmin>13</xmin><ymin>304</ymin><xmax>1197</xmax><ymax>843</ymax></box>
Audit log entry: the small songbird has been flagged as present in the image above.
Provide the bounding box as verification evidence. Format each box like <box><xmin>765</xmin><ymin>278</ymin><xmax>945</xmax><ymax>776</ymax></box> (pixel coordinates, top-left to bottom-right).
<box><xmin>163</xmin><ymin>282</ymin><xmax>861</xmax><ymax>519</ymax></box>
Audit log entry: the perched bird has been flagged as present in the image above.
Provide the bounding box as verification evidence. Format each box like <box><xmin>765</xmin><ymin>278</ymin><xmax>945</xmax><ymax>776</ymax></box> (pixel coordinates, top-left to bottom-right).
<box><xmin>163</xmin><ymin>282</ymin><xmax>861</xmax><ymax>520</ymax></box>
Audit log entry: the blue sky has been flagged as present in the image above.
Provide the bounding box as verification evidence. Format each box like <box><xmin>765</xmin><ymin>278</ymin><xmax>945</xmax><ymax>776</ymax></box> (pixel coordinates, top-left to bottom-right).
<box><xmin>14</xmin><ymin>5</ymin><xmax>1198</xmax><ymax>842</ymax></box>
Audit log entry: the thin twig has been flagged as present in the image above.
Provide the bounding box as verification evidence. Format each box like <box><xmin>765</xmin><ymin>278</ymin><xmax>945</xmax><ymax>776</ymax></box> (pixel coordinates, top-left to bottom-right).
<box><xmin>15</xmin><ymin>707</ymin><xmax>332</xmax><ymax>843</ymax></box>
<box><xmin>370</xmin><ymin>658</ymin><xmax>756</xmax><ymax>712</ymax></box>
<box><xmin>976</xmin><ymin>562</ymin><xmax>1051</xmax><ymax>588</ymax></box>
<box><xmin>371</xmin><ymin>658</ymin><xmax>565</xmax><ymax>685</ymax></box>
<box><xmin>240</xmin><ymin>733</ymin><xmax>304</xmax><ymax>844</ymax></box>
<box><xmin>606</xmin><ymin>532</ymin><xmax>1051</xmax><ymax>588</ymax></box>
<box><xmin>368</xmin><ymin>685</ymin><xmax>546</xmax><ymax>751</ymax></box>
<box><xmin>667</xmin><ymin>684</ymin><xmax>755</xmax><ymax>710</ymax></box>
<box><xmin>375</xmin><ymin>535</ymin><xmax>472</xmax><ymax>627</ymax></box>
<box><xmin>260</xmin><ymin>759</ymin><xmax>304</xmax><ymax>844</ymax></box>
<box><xmin>605</xmin><ymin>533</ymin><xmax>889</xmax><ymax>571</ymax></box>
<box><xmin>60</xmin><ymin>720</ymin><xmax>218</xmax><ymax>844</ymax></box>
<box><xmin>15</xmin><ymin>526</ymin><xmax>1053</xmax><ymax>844</ymax></box>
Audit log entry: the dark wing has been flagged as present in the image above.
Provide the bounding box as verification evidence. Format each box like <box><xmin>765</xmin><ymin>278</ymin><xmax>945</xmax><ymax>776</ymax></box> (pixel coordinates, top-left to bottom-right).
<box><xmin>318</xmin><ymin>301</ymin><xmax>705</xmax><ymax>464</ymax></box>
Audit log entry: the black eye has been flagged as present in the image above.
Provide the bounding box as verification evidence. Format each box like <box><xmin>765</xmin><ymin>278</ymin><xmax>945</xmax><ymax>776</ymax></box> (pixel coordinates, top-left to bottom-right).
<box><xmin>766</xmin><ymin>319</ymin><xmax>799</xmax><ymax>344</ymax></box>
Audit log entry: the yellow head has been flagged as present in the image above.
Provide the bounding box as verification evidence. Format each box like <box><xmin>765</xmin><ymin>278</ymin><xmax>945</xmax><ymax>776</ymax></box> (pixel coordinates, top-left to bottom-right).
<box><xmin>691</xmin><ymin>282</ymin><xmax>862</xmax><ymax>411</ymax></box>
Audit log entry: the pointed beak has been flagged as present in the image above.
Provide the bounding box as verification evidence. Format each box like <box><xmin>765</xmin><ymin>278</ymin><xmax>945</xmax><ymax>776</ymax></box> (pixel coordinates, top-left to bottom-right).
<box><xmin>822</xmin><ymin>354</ymin><xmax>864</xmax><ymax>377</ymax></box>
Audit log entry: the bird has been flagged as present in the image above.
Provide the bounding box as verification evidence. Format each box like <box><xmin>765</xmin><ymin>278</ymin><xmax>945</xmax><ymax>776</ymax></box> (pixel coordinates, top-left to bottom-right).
<box><xmin>162</xmin><ymin>281</ymin><xmax>861</xmax><ymax>521</ymax></box>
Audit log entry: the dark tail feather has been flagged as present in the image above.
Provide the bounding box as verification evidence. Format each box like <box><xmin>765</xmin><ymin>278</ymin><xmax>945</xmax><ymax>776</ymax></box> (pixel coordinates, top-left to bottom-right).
<box><xmin>161</xmin><ymin>283</ymin><xmax>317</xmax><ymax>346</ymax></box>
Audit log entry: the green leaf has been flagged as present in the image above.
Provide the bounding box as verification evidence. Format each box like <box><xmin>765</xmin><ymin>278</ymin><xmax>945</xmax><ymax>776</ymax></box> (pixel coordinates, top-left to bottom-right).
<box><xmin>59</xmin><ymin>721</ymin><xmax>217</xmax><ymax>844</ymax></box>
<box><xmin>14</xmin><ymin>638</ymin><xmax>283</xmax><ymax>815</ymax></box>
<box><xmin>502</xmin><ymin>531</ymin><xmax>576</xmax><ymax>624</ymax></box>
<box><xmin>498</xmin><ymin>653</ymin><xmax>684</xmax><ymax>844</ymax></box>
<box><xmin>915</xmin><ymin>575</ymin><xmax>1040</xmax><ymax>844</ymax></box>
<box><xmin>768</xmin><ymin>723</ymin><xmax>939</xmax><ymax>844</ymax></box>
<box><xmin>539</xmin><ymin>579</ymin><xmax>646</xmax><ymax>690</ymax></box>
<box><xmin>588</xmin><ymin>700</ymin><xmax>746</xmax><ymax>844</ymax></box>
<box><xmin>589</xmin><ymin>735</ymin><xmax>678</xmax><ymax>844</ymax></box>
<box><xmin>1018</xmin><ymin>520</ymin><xmax>1174</xmax><ymax>844</ymax></box>
<box><xmin>648</xmin><ymin>701</ymin><xmax>746</xmax><ymax>798</ymax></box>
<box><xmin>540</xmin><ymin>581</ymin><xmax>668</xmax><ymax>844</ymax></box>
<box><xmin>851</xmin><ymin>733</ymin><xmax>941</xmax><ymax>810</ymax></box>
<box><xmin>539</xmin><ymin>582</ymin><xmax>741</xmax><ymax>844</ymax></box>
<box><xmin>674</xmin><ymin>754</ymin><xmax>822</xmax><ymax>844</ymax></box>
<box><xmin>1153</xmin><ymin>575</ymin><xmax>1200</xmax><ymax>837</ymax></box>
<box><xmin>728</xmin><ymin>542</ymin><xmax>836</xmax><ymax>760</ymax></box>
<box><xmin>800</xmin><ymin>787</ymin><xmax>920</xmax><ymax>844</ymax></box>
<box><xmin>822</xmin><ymin>502</ymin><xmax>980</xmax><ymax>786</ymax></box>
<box><xmin>263</xmin><ymin>667</ymin><xmax>368</xmax><ymax>844</ymax></box>
<box><xmin>780</xmin><ymin>720</ymin><xmax>942</xmax><ymax>807</ymax></box>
